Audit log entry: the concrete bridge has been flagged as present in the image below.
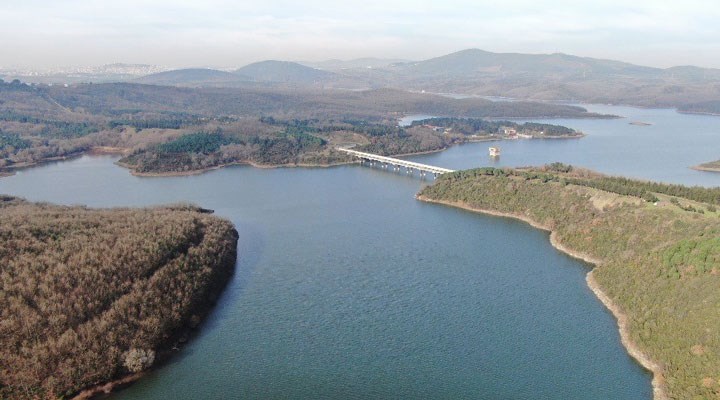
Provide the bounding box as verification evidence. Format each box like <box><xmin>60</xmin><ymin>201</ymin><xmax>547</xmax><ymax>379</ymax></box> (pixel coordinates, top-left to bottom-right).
<box><xmin>337</xmin><ymin>148</ymin><xmax>455</xmax><ymax>177</ymax></box>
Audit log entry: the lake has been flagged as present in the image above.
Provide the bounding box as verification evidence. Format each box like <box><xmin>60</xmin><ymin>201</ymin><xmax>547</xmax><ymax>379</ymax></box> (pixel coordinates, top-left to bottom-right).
<box><xmin>2</xmin><ymin>104</ymin><xmax>718</xmax><ymax>399</ymax></box>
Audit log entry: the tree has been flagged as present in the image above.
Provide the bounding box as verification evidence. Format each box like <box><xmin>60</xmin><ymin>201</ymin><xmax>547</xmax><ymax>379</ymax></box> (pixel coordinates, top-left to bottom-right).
<box><xmin>123</xmin><ymin>348</ymin><xmax>156</xmax><ymax>373</ymax></box>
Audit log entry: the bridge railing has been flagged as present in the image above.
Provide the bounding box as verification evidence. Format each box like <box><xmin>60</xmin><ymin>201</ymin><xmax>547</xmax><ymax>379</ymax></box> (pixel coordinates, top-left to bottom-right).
<box><xmin>337</xmin><ymin>148</ymin><xmax>455</xmax><ymax>175</ymax></box>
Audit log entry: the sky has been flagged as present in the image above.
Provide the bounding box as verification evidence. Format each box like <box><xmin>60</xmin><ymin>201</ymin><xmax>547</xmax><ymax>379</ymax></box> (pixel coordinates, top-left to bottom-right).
<box><xmin>2</xmin><ymin>0</ymin><xmax>720</xmax><ymax>70</ymax></box>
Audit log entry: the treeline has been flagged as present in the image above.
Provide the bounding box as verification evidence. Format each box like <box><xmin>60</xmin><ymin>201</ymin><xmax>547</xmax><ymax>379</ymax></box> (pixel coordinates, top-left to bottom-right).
<box><xmin>108</xmin><ymin>113</ymin><xmax>238</xmax><ymax>131</ymax></box>
<box><xmin>109</xmin><ymin>118</ymin><xmax>196</xmax><ymax>130</ymax></box>
<box><xmin>357</xmin><ymin>131</ymin><xmax>449</xmax><ymax>156</ymax></box>
<box><xmin>418</xmin><ymin>165</ymin><xmax>720</xmax><ymax>399</ymax></box>
<box><xmin>261</xmin><ymin>116</ymin><xmax>404</xmax><ymax>137</ymax></box>
<box><xmin>0</xmin><ymin>197</ymin><xmax>238</xmax><ymax>399</ymax></box>
<box><xmin>156</xmin><ymin>132</ymin><xmax>235</xmax><ymax>154</ymax></box>
<box><xmin>38</xmin><ymin>83</ymin><xmax>605</xmax><ymax>120</ymax></box>
<box><xmin>411</xmin><ymin>117</ymin><xmax>577</xmax><ymax>136</ymax></box>
<box><xmin>678</xmin><ymin>100</ymin><xmax>720</xmax><ymax>115</ymax></box>
<box><xmin>336</xmin><ymin>119</ymin><xmax>405</xmax><ymax>137</ymax></box>
<box><xmin>0</xmin><ymin>132</ymin><xmax>31</xmax><ymax>150</ymax></box>
<box><xmin>0</xmin><ymin>112</ymin><xmax>99</xmax><ymax>138</ymax></box>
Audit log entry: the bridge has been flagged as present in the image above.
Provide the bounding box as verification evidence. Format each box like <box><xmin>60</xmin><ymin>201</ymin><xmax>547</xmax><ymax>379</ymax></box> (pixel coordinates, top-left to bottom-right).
<box><xmin>337</xmin><ymin>148</ymin><xmax>455</xmax><ymax>177</ymax></box>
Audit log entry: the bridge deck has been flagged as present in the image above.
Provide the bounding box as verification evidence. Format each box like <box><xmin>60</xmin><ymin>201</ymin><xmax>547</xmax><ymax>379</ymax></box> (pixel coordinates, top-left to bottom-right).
<box><xmin>337</xmin><ymin>148</ymin><xmax>455</xmax><ymax>175</ymax></box>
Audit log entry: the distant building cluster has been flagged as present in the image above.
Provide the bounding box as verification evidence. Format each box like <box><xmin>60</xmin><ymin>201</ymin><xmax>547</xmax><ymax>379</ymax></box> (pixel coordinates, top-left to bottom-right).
<box><xmin>0</xmin><ymin>63</ymin><xmax>169</xmax><ymax>77</ymax></box>
<box><xmin>502</xmin><ymin>126</ymin><xmax>532</xmax><ymax>139</ymax></box>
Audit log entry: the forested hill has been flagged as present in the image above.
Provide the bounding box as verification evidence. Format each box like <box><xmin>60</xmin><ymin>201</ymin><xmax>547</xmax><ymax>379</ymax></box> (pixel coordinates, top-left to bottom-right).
<box><xmin>234</xmin><ymin>60</ymin><xmax>337</xmax><ymax>83</ymax></box>
<box><xmin>133</xmin><ymin>68</ymin><xmax>249</xmax><ymax>86</ymax></box>
<box><xmin>34</xmin><ymin>83</ymin><xmax>606</xmax><ymax>119</ymax></box>
<box><xmin>0</xmin><ymin>196</ymin><xmax>239</xmax><ymax>399</ymax></box>
<box><xmin>418</xmin><ymin>165</ymin><xmax>720</xmax><ymax>399</ymax></box>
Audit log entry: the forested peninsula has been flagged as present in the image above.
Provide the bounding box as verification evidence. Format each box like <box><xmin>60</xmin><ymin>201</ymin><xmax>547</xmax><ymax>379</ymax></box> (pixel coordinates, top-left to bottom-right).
<box><xmin>0</xmin><ymin>80</ymin><xmax>606</xmax><ymax>177</ymax></box>
<box><xmin>0</xmin><ymin>196</ymin><xmax>238</xmax><ymax>399</ymax></box>
<box><xmin>418</xmin><ymin>165</ymin><xmax>720</xmax><ymax>399</ymax></box>
<box><xmin>693</xmin><ymin>160</ymin><xmax>720</xmax><ymax>173</ymax></box>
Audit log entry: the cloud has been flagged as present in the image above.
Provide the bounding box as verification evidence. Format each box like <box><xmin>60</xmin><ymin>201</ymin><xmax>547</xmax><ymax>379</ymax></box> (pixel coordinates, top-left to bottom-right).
<box><xmin>2</xmin><ymin>0</ymin><xmax>720</xmax><ymax>68</ymax></box>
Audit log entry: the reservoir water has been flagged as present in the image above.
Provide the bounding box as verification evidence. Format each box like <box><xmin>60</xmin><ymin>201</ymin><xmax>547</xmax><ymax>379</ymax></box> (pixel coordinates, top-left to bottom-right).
<box><xmin>2</xmin><ymin>105</ymin><xmax>718</xmax><ymax>399</ymax></box>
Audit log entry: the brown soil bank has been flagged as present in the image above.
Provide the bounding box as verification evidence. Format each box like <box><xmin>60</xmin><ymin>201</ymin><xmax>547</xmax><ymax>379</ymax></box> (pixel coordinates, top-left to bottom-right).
<box><xmin>0</xmin><ymin>197</ymin><xmax>238</xmax><ymax>399</ymax></box>
<box><xmin>418</xmin><ymin>166</ymin><xmax>720</xmax><ymax>399</ymax></box>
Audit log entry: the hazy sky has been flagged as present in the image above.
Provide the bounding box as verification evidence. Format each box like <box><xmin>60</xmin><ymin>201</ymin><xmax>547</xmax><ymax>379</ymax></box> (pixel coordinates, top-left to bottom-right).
<box><xmin>3</xmin><ymin>0</ymin><xmax>720</xmax><ymax>69</ymax></box>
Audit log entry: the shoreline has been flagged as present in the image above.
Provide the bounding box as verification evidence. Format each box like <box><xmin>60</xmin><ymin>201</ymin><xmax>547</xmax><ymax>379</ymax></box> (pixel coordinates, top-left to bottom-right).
<box><xmin>115</xmin><ymin>135</ymin><xmax>587</xmax><ymax>178</ymax></box>
<box><xmin>116</xmin><ymin>159</ymin><xmax>358</xmax><ymax>177</ymax></box>
<box><xmin>71</xmin><ymin>373</ymin><xmax>143</xmax><ymax>400</ymax></box>
<box><xmin>1</xmin><ymin>131</ymin><xmax>584</xmax><ymax>179</ymax></box>
<box><xmin>0</xmin><ymin>151</ymin><xmax>86</xmax><ymax>178</ymax></box>
<box><xmin>678</xmin><ymin>110</ymin><xmax>720</xmax><ymax>117</ymax></box>
<box><xmin>0</xmin><ymin>146</ymin><xmax>128</xmax><ymax>179</ymax></box>
<box><xmin>691</xmin><ymin>165</ymin><xmax>720</xmax><ymax>173</ymax></box>
<box><xmin>415</xmin><ymin>194</ymin><xmax>667</xmax><ymax>400</ymax></box>
<box><xmin>115</xmin><ymin>146</ymin><xmax>454</xmax><ymax>177</ymax></box>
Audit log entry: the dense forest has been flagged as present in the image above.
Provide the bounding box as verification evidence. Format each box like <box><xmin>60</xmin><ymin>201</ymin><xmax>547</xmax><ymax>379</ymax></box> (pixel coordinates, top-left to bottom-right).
<box><xmin>0</xmin><ymin>79</ymin><xmax>606</xmax><ymax>175</ymax></box>
<box><xmin>0</xmin><ymin>197</ymin><xmax>238</xmax><ymax>399</ymax></box>
<box><xmin>410</xmin><ymin>117</ymin><xmax>580</xmax><ymax>137</ymax></box>
<box><xmin>418</xmin><ymin>165</ymin><xmax>720</xmax><ymax>399</ymax></box>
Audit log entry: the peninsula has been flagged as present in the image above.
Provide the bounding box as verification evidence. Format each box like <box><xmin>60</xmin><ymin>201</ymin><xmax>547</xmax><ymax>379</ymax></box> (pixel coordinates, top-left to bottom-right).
<box><xmin>417</xmin><ymin>164</ymin><xmax>720</xmax><ymax>399</ymax></box>
<box><xmin>693</xmin><ymin>160</ymin><xmax>720</xmax><ymax>173</ymax></box>
<box><xmin>0</xmin><ymin>197</ymin><xmax>239</xmax><ymax>399</ymax></box>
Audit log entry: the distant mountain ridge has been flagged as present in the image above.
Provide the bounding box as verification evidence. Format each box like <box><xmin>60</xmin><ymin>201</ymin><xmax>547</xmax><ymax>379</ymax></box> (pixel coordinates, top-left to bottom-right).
<box><xmin>393</xmin><ymin>48</ymin><xmax>662</xmax><ymax>79</ymax></box>
<box><xmin>133</xmin><ymin>68</ymin><xmax>249</xmax><ymax>86</ymax></box>
<box><xmin>375</xmin><ymin>49</ymin><xmax>720</xmax><ymax>111</ymax></box>
<box><xmin>124</xmin><ymin>49</ymin><xmax>720</xmax><ymax>113</ymax></box>
<box><xmin>299</xmin><ymin>57</ymin><xmax>412</xmax><ymax>70</ymax></box>
<box><xmin>234</xmin><ymin>60</ymin><xmax>336</xmax><ymax>84</ymax></box>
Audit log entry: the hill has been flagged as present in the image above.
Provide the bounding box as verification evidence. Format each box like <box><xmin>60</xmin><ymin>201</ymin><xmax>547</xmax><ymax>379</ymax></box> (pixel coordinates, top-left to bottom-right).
<box><xmin>418</xmin><ymin>165</ymin><xmax>720</xmax><ymax>399</ymax></box>
<box><xmin>365</xmin><ymin>49</ymin><xmax>720</xmax><ymax>111</ymax></box>
<box><xmin>133</xmin><ymin>68</ymin><xmax>249</xmax><ymax>86</ymax></box>
<box><xmin>395</xmin><ymin>48</ymin><xmax>660</xmax><ymax>79</ymax></box>
<box><xmin>300</xmin><ymin>57</ymin><xmax>411</xmax><ymax>70</ymax></box>
<box><xmin>234</xmin><ymin>60</ymin><xmax>337</xmax><ymax>84</ymax></box>
<box><xmin>0</xmin><ymin>197</ymin><xmax>238</xmax><ymax>399</ymax></box>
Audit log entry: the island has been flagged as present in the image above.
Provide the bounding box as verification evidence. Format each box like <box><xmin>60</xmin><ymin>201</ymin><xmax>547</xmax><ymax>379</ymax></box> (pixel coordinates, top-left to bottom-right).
<box><xmin>417</xmin><ymin>164</ymin><xmax>720</xmax><ymax>400</ymax></box>
<box><xmin>693</xmin><ymin>160</ymin><xmax>720</xmax><ymax>173</ymax></box>
<box><xmin>409</xmin><ymin>117</ymin><xmax>584</xmax><ymax>139</ymax></box>
<box><xmin>0</xmin><ymin>196</ymin><xmax>238</xmax><ymax>399</ymax></box>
